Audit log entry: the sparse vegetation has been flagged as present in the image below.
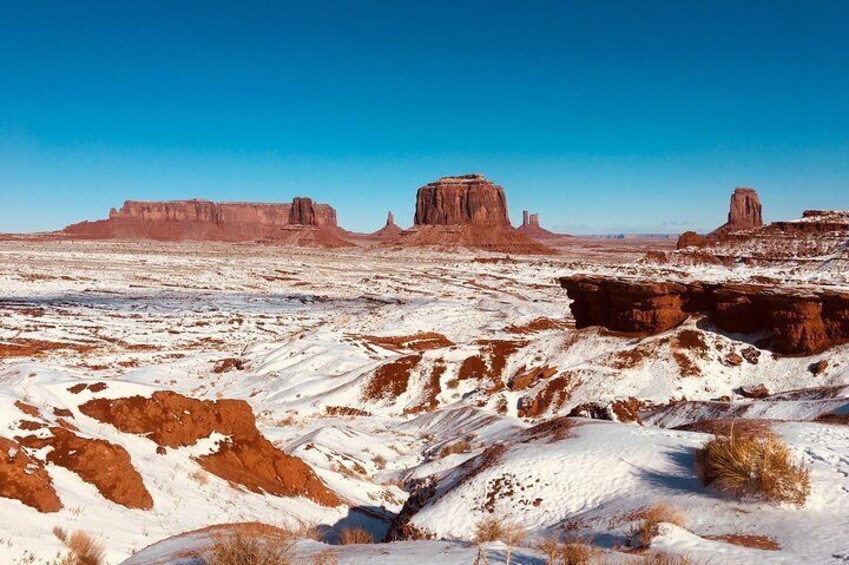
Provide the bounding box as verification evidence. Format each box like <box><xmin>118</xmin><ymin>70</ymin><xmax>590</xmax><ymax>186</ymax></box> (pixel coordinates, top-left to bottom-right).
<box><xmin>440</xmin><ymin>439</ymin><xmax>472</xmax><ymax>458</ymax></box>
<box><xmin>695</xmin><ymin>429</ymin><xmax>810</xmax><ymax>505</ymax></box>
<box><xmin>473</xmin><ymin>516</ymin><xmax>503</xmax><ymax>543</ymax></box>
<box><xmin>373</xmin><ymin>454</ymin><xmax>387</xmax><ymax>469</ymax></box>
<box><xmin>54</xmin><ymin>528</ymin><xmax>106</xmax><ymax>565</ymax></box>
<box><xmin>538</xmin><ymin>535</ymin><xmax>601</xmax><ymax>565</ymax></box>
<box><xmin>471</xmin><ymin>517</ymin><xmax>527</xmax><ymax>565</ymax></box>
<box><xmin>203</xmin><ymin>532</ymin><xmax>293</xmax><ymax>565</ymax></box>
<box><xmin>338</xmin><ymin>527</ymin><xmax>373</xmax><ymax>545</ymax></box>
<box><xmin>629</xmin><ymin>504</ymin><xmax>686</xmax><ymax>549</ymax></box>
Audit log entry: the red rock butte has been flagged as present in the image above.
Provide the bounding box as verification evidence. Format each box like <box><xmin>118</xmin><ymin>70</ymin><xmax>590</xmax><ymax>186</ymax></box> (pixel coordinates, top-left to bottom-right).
<box><xmin>63</xmin><ymin>197</ymin><xmax>354</xmax><ymax>247</ymax></box>
<box><xmin>396</xmin><ymin>174</ymin><xmax>552</xmax><ymax>254</ymax></box>
<box><xmin>711</xmin><ymin>187</ymin><xmax>764</xmax><ymax>234</ymax></box>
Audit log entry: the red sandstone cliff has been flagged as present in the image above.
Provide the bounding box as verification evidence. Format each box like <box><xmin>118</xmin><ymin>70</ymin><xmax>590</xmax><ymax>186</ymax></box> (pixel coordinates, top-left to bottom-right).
<box><xmin>711</xmin><ymin>187</ymin><xmax>764</xmax><ymax>234</ymax></box>
<box><xmin>560</xmin><ymin>274</ymin><xmax>849</xmax><ymax>355</ymax></box>
<box><xmin>396</xmin><ymin>174</ymin><xmax>552</xmax><ymax>254</ymax></box>
<box><xmin>63</xmin><ymin>197</ymin><xmax>352</xmax><ymax>247</ymax></box>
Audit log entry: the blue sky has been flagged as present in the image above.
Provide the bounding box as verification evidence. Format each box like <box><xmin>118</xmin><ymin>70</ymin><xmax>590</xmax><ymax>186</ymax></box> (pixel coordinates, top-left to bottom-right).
<box><xmin>1</xmin><ymin>1</ymin><xmax>847</xmax><ymax>234</ymax></box>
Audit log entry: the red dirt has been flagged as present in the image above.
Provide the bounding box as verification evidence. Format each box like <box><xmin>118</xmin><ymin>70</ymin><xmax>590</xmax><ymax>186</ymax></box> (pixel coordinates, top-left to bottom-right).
<box><xmin>213</xmin><ymin>358</ymin><xmax>244</xmax><ymax>373</ymax></box>
<box><xmin>505</xmin><ymin>318</ymin><xmax>569</xmax><ymax>334</ymax></box>
<box><xmin>405</xmin><ymin>362</ymin><xmax>447</xmax><ymax>414</ymax></box>
<box><xmin>363</xmin><ymin>332</ymin><xmax>453</xmax><ymax>352</ymax></box>
<box><xmin>704</xmin><ymin>534</ymin><xmax>781</xmax><ymax>551</ymax></box>
<box><xmin>0</xmin><ymin>339</ymin><xmax>95</xmax><ymax>358</ymax></box>
<box><xmin>518</xmin><ymin>372</ymin><xmax>580</xmax><ymax>418</ymax></box>
<box><xmin>362</xmin><ymin>355</ymin><xmax>421</xmax><ymax>401</ymax></box>
<box><xmin>0</xmin><ymin>436</ymin><xmax>62</xmax><ymax>512</ymax></box>
<box><xmin>508</xmin><ymin>366</ymin><xmax>557</xmax><ymax>391</ymax></box>
<box><xmin>458</xmin><ymin>340</ymin><xmax>525</xmax><ymax>387</ymax></box>
<box><xmin>79</xmin><ymin>391</ymin><xmax>340</xmax><ymax>506</ymax></box>
<box><xmin>14</xmin><ymin>400</ymin><xmax>41</xmax><ymax>418</ymax></box>
<box><xmin>18</xmin><ymin>427</ymin><xmax>153</xmax><ymax>510</ymax></box>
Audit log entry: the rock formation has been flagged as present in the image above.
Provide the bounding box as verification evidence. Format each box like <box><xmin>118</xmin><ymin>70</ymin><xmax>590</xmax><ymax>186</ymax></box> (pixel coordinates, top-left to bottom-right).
<box><xmin>370</xmin><ymin>211</ymin><xmax>403</xmax><ymax>240</ymax></box>
<box><xmin>516</xmin><ymin>210</ymin><xmax>565</xmax><ymax>241</ymax></box>
<box><xmin>671</xmin><ymin>209</ymin><xmax>849</xmax><ymax>267</ymax></box>
<box><xmin>712</xmin><ymin>187</ymin><xmax>764</xmax><ymax>234</ymax></box>
<box><xmin>395</xmin><ymin>174</ymin><xmax>552</xmax><ymax>254</ymax></box>
<box><xmin>675</xmin><ymin>187</ymin><xmax>763</xmax><ymax>249</ymax></box>
<box><xmin>560</xmin><ymin>274</ymin><xmax>849</xmax><ymax>355</ymax></box>
<box><xmin>63</xmin><ymin>197</ymin><xmax>353</xmax><ymax>247</ymax></box>
<box><xmin>80</xmin><ymin>391</ymin><xmax>341</xmax><ymax>506</ymax></box>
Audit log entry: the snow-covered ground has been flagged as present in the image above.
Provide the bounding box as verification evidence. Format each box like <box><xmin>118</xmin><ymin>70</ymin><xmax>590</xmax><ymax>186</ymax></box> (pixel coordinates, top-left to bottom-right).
<box><xmin>1</xmin><ymin>240</ymin><xmax>848</xmax><ymax>564</ymax></box>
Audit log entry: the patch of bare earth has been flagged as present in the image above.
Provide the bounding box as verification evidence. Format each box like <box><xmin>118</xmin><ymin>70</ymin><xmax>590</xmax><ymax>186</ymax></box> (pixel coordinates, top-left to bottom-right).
<box><xmin>362</xmin><ymin>354</ymin><xmax>422</xmax><ymax>401</ymax></box>
<box><xmin>703</xmin><ymin>534</ymin><xmax>781</xmax><ymax>551</ymax></box>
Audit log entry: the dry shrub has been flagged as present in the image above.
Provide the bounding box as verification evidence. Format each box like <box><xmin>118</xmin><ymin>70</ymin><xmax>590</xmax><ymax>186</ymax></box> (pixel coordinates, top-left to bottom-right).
<box><xmin>338</xmin><ymin>527</ymin><xmax>373</xmax><ymax>545</ymax></box>
<box><xmin>538</xmin><ymin>535</ymin><xmax>600</xmax><ymax>565</ymax></box>
<box><xmin>204</xmin><ymin>532</ymin><xmax>293</xmax><ymax>565</ymax></box>
<box><xmin>695</xmin><ymin>430</ymin><xmax>810</xmax><ymax>505</ymax></box>
<box><xmin>473</xmin><ymin>516</ymin><xmax>503</xmax><ymax>543</ymax></box>
<box><xmin>311</xmin><ymin>549</ymin><xmax>338</xmax><ymax>565</ymax></box>
<box><xmin>373</xmin><ymin>454</ymin><xmax>387</xmax><ymax>469</ymax></box>
<box><xmin>191</xmin><ymin>469</ymin><xmax>209</xmax><ymax>485</ymax></box>
<box><xmin>440</xmin><ymin>439</ymin><xmax>472</xmax><ymax>458</ymax></box>
<box><xmin>56</xmin><ymin>530</ymin><xmax>106</xmax><ymax>565</ymax></box>
<box><xmin>630</xmin><ymin>504</ymin><xmax>685</xmax><ymax>550</ymax></box>
<box><xmin>641</xmin><ymin>553</ymin><xmax>706</xmax><ymax>565</ymax></box>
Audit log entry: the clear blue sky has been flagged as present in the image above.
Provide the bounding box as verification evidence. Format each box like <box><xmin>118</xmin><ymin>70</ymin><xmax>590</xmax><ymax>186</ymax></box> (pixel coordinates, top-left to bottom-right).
<box><xmin>2</xmin><ymin>1</ymin><xmax>847</xmax><ymax>234</ymax></box>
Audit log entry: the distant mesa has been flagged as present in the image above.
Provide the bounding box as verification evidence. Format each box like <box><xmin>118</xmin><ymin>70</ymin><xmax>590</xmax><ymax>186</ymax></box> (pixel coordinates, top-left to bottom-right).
<box><xmin>64</xmin><ymin>197</ymin><xmax>354</xmax><ymax>247</ymax></box>
<box><xmin>394</xmin><ymin>174</ymin><xmax>553</xmax><ymax>254</ymax></box>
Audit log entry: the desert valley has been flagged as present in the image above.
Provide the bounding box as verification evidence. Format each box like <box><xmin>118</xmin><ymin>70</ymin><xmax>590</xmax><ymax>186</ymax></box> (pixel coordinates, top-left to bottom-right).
<box><xmin>1</xmin><ymin>174</ymin><xmax>848</xmax><ymax>564</ymax></box>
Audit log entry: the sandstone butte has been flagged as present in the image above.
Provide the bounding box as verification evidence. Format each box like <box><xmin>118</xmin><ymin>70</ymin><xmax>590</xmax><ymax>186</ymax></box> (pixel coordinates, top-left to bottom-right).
<box><xmin>516</xmin><ymin>210</ymin><xmax>569</xmax><ymax>241</ymax></box>
<box><xmin>62</xmin><ymin>197</ymin><xmax>354</xmax><ymax>247</ymax></box>
<box><xmin>560</xmin><ymin>274</ymin><xmax>849</xmax><ymax>356</ymax></box>
<box><xmin>677</xmin><ymin>187</ymin><xmax>763</xmax><ymax>249</ymax></box>
<box><xmin>394</xmin><ymin>173</ymin><xmax>553</xmax><ymax>254</ymax></box>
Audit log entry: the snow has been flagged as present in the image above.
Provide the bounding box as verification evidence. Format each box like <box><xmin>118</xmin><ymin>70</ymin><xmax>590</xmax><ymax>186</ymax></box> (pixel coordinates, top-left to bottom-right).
<box><xmin>1</xmin><ymin>239</ymin><xmax>848</xmax><ymax>564</ymax></box>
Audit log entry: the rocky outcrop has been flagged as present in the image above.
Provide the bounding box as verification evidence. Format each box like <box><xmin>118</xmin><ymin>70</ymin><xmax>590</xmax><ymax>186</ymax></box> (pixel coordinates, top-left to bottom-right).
<box><xmin>64</xmin><ymin>197</ymin><xmax>352</xmax><ymax>247</ymax></box>
<box><xmin>676</xmin><ymin>231</ymin><xmax>707</xmax><ymax>250</ymax></box>
<box><xmin>18</xmin><ymin>427</ymin><xmax>153</xmax><ymax>510</ymax></box>
<box><xmin>0</xmin><ymin>436</ymin><xmax>62</xmax><ymax>512</ymax></box>
<box><xmin>396</xmin><ymin>174</ymin><xmax>552</xmax><ymax>254</ymax></box>
<box><xmin>79</xmin><ymin>391</ymin><xmax>340</xmax><ymax>506</ymax></box>
<box><xmin>711</xmin><ymin>187</ymin><xmax>763</xmax><ymax>234</ymax></box>
<box><xmin>560</xmin><ymin>274</ymin><xmax>849</xmax><ymax>355</ymax></box>
<box><xmin>671</xmin><ymin>209</ymin><xmax>849</xmax><ymax>267</ymax></box>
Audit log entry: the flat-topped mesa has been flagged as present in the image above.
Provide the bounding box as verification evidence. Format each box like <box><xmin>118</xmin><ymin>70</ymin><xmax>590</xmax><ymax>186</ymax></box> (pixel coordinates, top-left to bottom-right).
<box><xmin>397</xmin><ymin>174</ymin><xmax>552</xmax><ymax>254</ymax></box>
<box><xmin>712</xmin><ymin>187</ymin><xmax>763</xmax><ymax>234</ymax></box>
<box><xmin>64</xmin><ymin>197</ymin><xmax>349</xmax><ymax>246</ymax></box>
<box><xmin>414</xmin><ymin>174</ymin><xmax>510</xmax><ymax>227</ymax></box>
<box><xmin>560</xmin><ymin>274</ymin><xmax>849</xmax><ymax>355</ymax></box>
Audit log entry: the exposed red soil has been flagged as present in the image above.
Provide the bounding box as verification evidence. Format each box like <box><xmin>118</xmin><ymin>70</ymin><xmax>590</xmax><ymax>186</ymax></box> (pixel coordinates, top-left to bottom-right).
<box><xmin>458</xmin><ymin>340</ymin><xmax>526</xmax><ymax>387</ymax></box>
<box><xmin>212</xmin><ymin>358</ymin><xmax>245</xmax><ymax>373</ymax></box>
<box><xmin>79</xmin><ymin>391</ymin><xmax>340</xmax><ymax>506</ymax></box>
<box><xmin>362</xmin><ymin>354</ymin><xmax>422</xmax><ymax>401</ymax></box>
<box><xmin>508</xmin><ymin>365</ymin><xmax>557</xmax><ymax>391</ymax></box>
<box><xmin>14</xmin><ymin>400</ymin><xmax>41</xmax><ymax>418</ymax></box>
<box><xmin>18</xmin><ymin>427</ymin><xmax>153</xmax><ymax>510</ymax></box>
<box><xmin>18</xmin><ymin>420</ymin><xmax>45</xmax><ymax>431</ymax></box>
<box><xmin>673</xmin><ymin>352</ymin><xmax>702</xmax><ymax>377</ymax></box>
<box><xmin>0</xmin><ymin>436</ymin><xmax>62</xmax><ymax>512</ymax></box>
<box><xmin>518</xmin><ymin>372</ymin><xmax>580</xmax><ymax>418</ymax></box>
<box><xmin>405</xmin><ymin>362</ymin><xmax>447</xmax><ymax>414</ymax></box>
<box><xmin>0</xmin><ymin>339</ymin><xmax>95</xmax><ymax>358</ymax></box>
<box><xmin>704</xmin><ymin>534</ymin><xmax>781</xmax><ymax>551</ymax></box>
<box><xmin>505</xmin><ymin>317</ymin><xmax>570</xmax><ymax>334</ymax></box>
<box><xmin>363</xmin><ymin>332</ymin><xmax>453</xmax><ymax>352</ymax></box>
<box><xmin>521</xmin><ymin>417</ymin><xmax>578</xmax><ymax>443</ymax></box>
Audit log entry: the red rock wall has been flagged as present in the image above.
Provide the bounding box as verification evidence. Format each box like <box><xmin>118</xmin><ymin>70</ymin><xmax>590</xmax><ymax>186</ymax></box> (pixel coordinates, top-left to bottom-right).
<box><xmin>560</xmin><ymin>275</ymin><xmax>849</xmax><ymax>355</ymax></box>
<box><xmin>414</xmin><ymin>174</ymin><xmax>510</xmax><ymax>226</ymax></box>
